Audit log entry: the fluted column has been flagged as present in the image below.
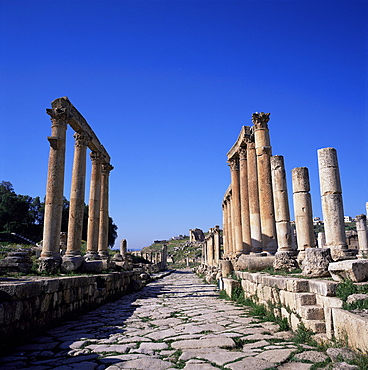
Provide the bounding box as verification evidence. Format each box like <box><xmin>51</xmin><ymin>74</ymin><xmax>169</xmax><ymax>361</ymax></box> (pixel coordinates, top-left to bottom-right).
<box><xmin>41</xmin><ymin>107</ymin><xmax>68</xmax><ymax>262</ymax></box>
<box><xmin>239</xmin><ymin>147</ymin><xmax>251</xmax><ymax>253</ymax></box>
<box><xmin>247</xmin><ymin>140</ymin><xmax>262</xmax><ymax>253</ymax></box>
<box><xmin>356</xmin><ymin>214</ymin><xmax>368</xmax><ymax>259</ymax></box>
<box><xmin>292</xmin><ymin>167</ymin><xmax>315</xmax><ymax>260</ymax></box>
<box><xmin>228</xmin><ymin>157</ymin><xmax>243</xmax><ymax>255</ymax></box>
<box><xmin>65</xmin><ymin>132</ymin><xmax>89</xmax><ymax>258</ymax></box>
<box><xmin>318</xmin><ymin>147</ymin><xmax>348</xmax><ymax>259</ymax></box>
<box><xmin>98</xmin><ymin>162</ymin><xmax>114</xmax><ymax>260</ymax></box>
<box><xmin>253</xmin><ymin>112</ymin><xmax>277</xmax><ymax>254</ymax></box>
<box><xmin>86</xmin><ymin>151</ymin><xmax>102</xmax><ymax>259</ymax></box>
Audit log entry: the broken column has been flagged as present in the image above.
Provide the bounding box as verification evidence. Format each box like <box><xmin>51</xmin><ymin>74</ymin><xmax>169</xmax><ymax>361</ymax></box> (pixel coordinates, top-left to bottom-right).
<box><xmin>253</xmin><ymin>112</ymin><xmax>277</xmax><ymax>254</ymax></box>
<box><xmin>120</xmin><ymin>239</ymin><xmax>127</xmax><ymax>258</ymax></box>
<box><xmin>62</xmin><ymin>132</ymin><xmax>90</xmax><ymax>271</ymax></box>
<box><xmin>356</xmin><ymin>214</ymin><xmax>368</xmax><ymax>259</ymax></box>
<box><xmin>228</xmin><ymin>157</ymin><xmax>243</xmax><ymax>255</ymax></box>
<box><xmin>246</xmin><ymin>139</ymin><xmax>262</xmax><ymax>253</ymax></box>
<box><xmin>239</xmin><ymin>147</ymin><xmax>251</xmax><ymax>253</ymax></box>
<box><xmin>318</xmin><ymin>147</ymin><xmax>348</xmax><ymax>259</ymax></box>
<box><xmin>271</xmin><ymin>155</ymin><xmax>297</xmax><ymax>271</ymax></box>
<box><xmin>40</xmin><ymin>105</ymin><xmax>69</xmax><ymax>272</ymax></box>
<box><xmin>292</xmin><ymin>167</ymin><xmax>315</xmax><ymax>261</ymax></box>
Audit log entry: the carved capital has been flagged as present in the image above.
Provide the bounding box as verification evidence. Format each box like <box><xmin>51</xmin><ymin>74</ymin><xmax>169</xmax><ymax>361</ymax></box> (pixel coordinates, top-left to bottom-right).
<box><xmin>46</xmin><ymin>107</ymin><xmax>71</xmax><ymax>124</ymax></box>
<box><xmin>227</xmin><ymin>157</ymin><xmax>239</xmax><ymax>171</ymax></box>
<box><xmin>238</xmin><ymin>147</ymin><xmax>247</xmax><ymax>161</ymax></box>
<box><xmin>252</xmin><ymin>112</ymin><xmax>270</xmax><ymax>129</ymax></box>
<box><xmin>74</xmin><ymin>132</ymin><xmax>90</xmax><ymax>147</ymax></box>
<box><xmin>101</xmin><ymin>163</ymin><xmax>114</xmax><ymax>174</ymax></box>
<box><xmin>90</xmin><ymin>151</ymin><xmax>102</xmax><ymax>162</ymax></box>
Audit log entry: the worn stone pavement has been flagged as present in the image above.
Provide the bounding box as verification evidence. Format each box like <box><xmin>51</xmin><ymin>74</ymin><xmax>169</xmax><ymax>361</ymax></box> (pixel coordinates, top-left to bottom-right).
<box><xmin>0</xmin><ymin>270</ymin><xmax>332</xmax><ymax>370</ymax></box>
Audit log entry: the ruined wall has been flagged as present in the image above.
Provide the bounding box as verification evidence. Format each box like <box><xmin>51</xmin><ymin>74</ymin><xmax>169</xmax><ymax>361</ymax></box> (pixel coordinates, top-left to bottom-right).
<box><xmin>0</xmin><ymin>271</ymin><xmax>142</xmax><ymax>343</ymax></box>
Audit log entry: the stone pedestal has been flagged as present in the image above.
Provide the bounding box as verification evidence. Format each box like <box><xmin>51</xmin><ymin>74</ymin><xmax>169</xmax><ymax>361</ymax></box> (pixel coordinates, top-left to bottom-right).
<box><xmin>61</xmin><ymin>255</ymin><xmax>84</xmax><ymax>273</ymax></box>
<box><xmin>273</xmin><ymin>251</ymin><xmax>299</xmax><ymax>272</ymax></box>
<box><xmin>253</xmin><ymin>112</ymin><xmax>277</xmax><ymax>254</ymax></box>
<box><xmin>221</xmin><ymin>260</ymin><xmax>233</xmax><ymax>277</ymax></box>
<box><xmin>318</xmin><ymin>148</ymin><xmax>348</xmax><ymax>260</ymax></box>
<box><xmin>292</xmin><ymin>167</ymin><xmax>315</xmax><ymax>262</ymax></box>
<box><xmin>356</xmin><ymin>214</ymin><xmax>368</xmax><ymax>258</ymax></box>
<box><xmin>302</xmin><ymin>248</ymin><xmax>333</xmax><ymax>277</ymax></box>
<box><xmin>271</xmin><ymin>155</ymin><xmax>293</xmax><ymax>252</ymax></box>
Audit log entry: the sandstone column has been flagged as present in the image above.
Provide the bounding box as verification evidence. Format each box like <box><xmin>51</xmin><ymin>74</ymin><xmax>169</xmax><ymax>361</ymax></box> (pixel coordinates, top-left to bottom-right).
<box><xmin>40</xmin><ymin>106</ymin><xmax>69</xmax><ymax>271</ymax></box>
<box><xmin>247</xmin><ymin>140</ymin><xmax>262</xmax><ymax>253</ymax></box>
<box><xmin>120</xmin><ymin>239</ymin><xmax>127</xmax><ymax>258</ymax></box>
<box><xmin>239</xmin><ymin>147</ymin><xmax>251</xmax><ymax>253</ymax></box>
<box><xmin>86</xmin><ymin>151</ymin><xmax>102</xmax><ymax>260</ymax></box>
<box><xmin>356</xmin><ymin>214</ymin><xmax>368</xmax><ymax>259</ymax></box>
<box><xmin>318</xmin><ymin>232</ymin><xmax>326</xmax><ymax>248</ymax></box>
<box><xmin>271</xmin><ymin>155</ymin><xmax>293</xmax><ymax>252</ymax></box>
<box><xmin>207</xmin><ymin>234</ymin><xmax>214</xmax><ymax>266</ymax></box>
<box><xmin>226</xmin><ymin>194</ymin><xmax>234</xmax><ymax>255</ymax></box>
<box><xmin>222</xmin><ymin>202</ymin><xmax>228</xmax><ymax>256</ymax></box>
<box><xmin>228</xmin><ymin>157</ymin><xmax>243</xmax><ymax>255</ymax></box>
<box><xmin>63</xmin><ymin>132</ymin><xmax>90</xmax><ymax>270</ymax></box>
<box><xmin>98</xmin><ymin>162</ymin><xmax>114</xmax><ymax>260</ymax></box>
<box><xmin>253</xmin><ymin>112</ymin><xmax>277</xmax><ymax>253</ymax></box>
<box><xmin>214</xmin><ymin>226</ymin><xmax>221</xmax><ymax>264</ymax></box>
<box><xmin>161</xmin><ymin>244</ymin><xmax>168</xmax><ymax>270</ymax></box>
<box><xmin>292</xmin><ymin>167</ymin><xmax>315</xmax><ymax>261</ymax></box>
<box><xmin>318</xmin><ymin>147</ymin><xmax>348</xmax><ymax>259</ymax></box>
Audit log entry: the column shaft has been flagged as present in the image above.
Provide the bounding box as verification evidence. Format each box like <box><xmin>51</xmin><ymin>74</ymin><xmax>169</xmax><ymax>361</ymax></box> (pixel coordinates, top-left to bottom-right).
<box><xmin>271</xmin><ymin>155</ymin><xmax>293</xmax><ymax>251</ymax></box>
<box><xmin>42</xmin><ymin>109</ymin><xmax>68</xmax><ymax>259</ymax></box>
<box><xmin>66</xmin><ymin>132</ymin><xmax>89</xmax><ymax>256</ymax></box>
<box><xmin>356</xmin><ymin>214</ymin><xmax>368</xmax><ymax>258</ymax></box>
<box><xmin>239</xmin><ymin>148</ymin><xmax>251</xmax><ymax>253</ymax></box>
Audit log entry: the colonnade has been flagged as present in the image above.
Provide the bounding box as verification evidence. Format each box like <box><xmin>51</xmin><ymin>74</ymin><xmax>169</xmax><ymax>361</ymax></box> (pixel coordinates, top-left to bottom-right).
<box><xmin>40</xmin><ymin>97</ymin><xmax>113</xmax><ymax>272</ymax></box>
<box><xmin>202</xmin><ymin>226</ymin><xmax>221</xmax><ymax>266</ymax></box>
<box><xmin>222</xmin><ymin>113</ymin><xmax>365</xmax><ymax>262</ymax></box>
<box><xmin>131</xmin><ymin>246</ymin><xmax>168</xmax><ymax>270</ymax></box>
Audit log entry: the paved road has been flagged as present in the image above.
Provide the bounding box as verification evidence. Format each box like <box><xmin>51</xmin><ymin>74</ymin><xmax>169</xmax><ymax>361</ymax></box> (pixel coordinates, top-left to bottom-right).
<box><xmin>0</xmin><ymin>270</ymin><xmax>332</xmax><ymax>369</ymax></box>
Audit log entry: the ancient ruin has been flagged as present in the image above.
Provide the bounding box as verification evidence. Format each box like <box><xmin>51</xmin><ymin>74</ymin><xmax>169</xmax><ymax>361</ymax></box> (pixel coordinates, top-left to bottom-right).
<box><xmin>40</xmin><ymin>97</ymin><xmax>113</xmax><ymax>273</ymax></box>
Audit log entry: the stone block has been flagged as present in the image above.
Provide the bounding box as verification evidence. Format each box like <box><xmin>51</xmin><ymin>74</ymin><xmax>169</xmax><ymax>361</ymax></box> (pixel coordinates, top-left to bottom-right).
<box><xmin>308</xmin><ymin>279</ymin><xmax>338</xmax><ymax>296</ymax></box>
<box><xmin>304</xmin><ymin>320</ymin><xmax>326</xmax><ymax>333</ymax></box>
<box><xmin>332</xmin><ymin>308</ymin><xmax>368</xmax><ymax>353</ymax></box>
<box><xmin>300</xmin><ymin>306</ymin><xmax>325</xmax><ymax>320</ymax></box>
<box><xmin>302</xmin><ymin>248</ymin><xmax>333</xmax><ymax>277</ymax></box>
<box><xmin>286</xmin><ymin>278</ymin><xmax>309</xmax><ymax>292</ymax></box>
<box><xmin>279</xmin><ymin>290</ymin><xmax>297</xmax><ymax>312</ymax></box>
<box><xmin>290</xmin><ymin>312</ymin><xmax>301</xmax><ymax>331</ymax></box>
<box><xmin>295</xmin><ymin>293</ymin><xmax>316</xmax><ymax>307</ymax></box>
<box><xmin>328</xmin><ymin>260</ymin><xmax>368</xmax><ymax>282</ymax></box>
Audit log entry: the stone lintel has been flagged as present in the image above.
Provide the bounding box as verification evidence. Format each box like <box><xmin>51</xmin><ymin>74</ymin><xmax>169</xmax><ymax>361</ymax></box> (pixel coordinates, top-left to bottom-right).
<box><xmin>50</xmin><ymin>97</ymin><xmax>111</xmax><ymax>163</ymax></box>
<box><xmin>226</xmin><ymin>126</ymin><xmax>252</xmax><ymax>160</ymax></box>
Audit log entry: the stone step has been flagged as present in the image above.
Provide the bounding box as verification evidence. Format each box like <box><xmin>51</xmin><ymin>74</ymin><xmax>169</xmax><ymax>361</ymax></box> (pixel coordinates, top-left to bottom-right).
<box><xmin>296</xmin><ymin>293</ymin><xmax>316</xmax><ymax>306</ymax></box>
<box><xmin>304</xmin><ymin>319</ymin><xmax>326</xmax><ymax>333</ymax></box>
<box><xmin>300</xmin><ymin>305</ymin><xmax>325</xmax><ymax>320</ymax></box>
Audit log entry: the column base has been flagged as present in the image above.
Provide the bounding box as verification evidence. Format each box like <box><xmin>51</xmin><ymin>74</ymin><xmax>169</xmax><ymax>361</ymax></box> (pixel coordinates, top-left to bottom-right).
<box><xmin>329</xmin><ymin>246</ymin><xmax>356</xmax><ymax>261</ymax></box>
<box><xmin>38</xmin><ymin>255</ymin><xmax>62</xmax><ymax>274</ymax></box>
<box><xmin>61</xmin><ymin>255</ymin><xmax>84</xmax><ymax>273</ymax></box>
<box><xmin>98</xmin><ymin>251</ymin><xmax>110</xmax><ymax>260</ymax></box>
<box><xmin>84</xmin><ymin>251</ymin><xmax>101</xmax><ymax>261</ymax></box>
<box><xmin>273</xmin><ymin>251</ymin><xmax>299</xmax><ymax>272</ymax></box>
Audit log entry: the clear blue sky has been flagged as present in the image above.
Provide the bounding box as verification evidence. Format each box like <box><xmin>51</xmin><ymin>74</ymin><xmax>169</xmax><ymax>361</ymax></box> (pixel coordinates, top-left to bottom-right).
<box><xmin>0</xmin><ymin>0</ymin><xmax>367</xmax><ymax>250</ymax></box>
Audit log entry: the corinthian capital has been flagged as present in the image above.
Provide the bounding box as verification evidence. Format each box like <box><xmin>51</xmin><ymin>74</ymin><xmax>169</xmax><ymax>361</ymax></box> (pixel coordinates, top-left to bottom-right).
<box><xmin>90</xmin><ymin>151</ymin><xmax>102</xmax><ymax>162</ymax></box>
<box><xmin>74</xmin><ymin>132</ymin><xmax>90</xmax><ymax>147</ymax></box>
<box><xmin>227</xmin><ymin>157</ymin><xmax>239</xmax><ymax>171</ymax></box>
<box><xmin>238</xmin><ymin>147</ymin><xmax>247</xmax><ymax>161</ymax></box>
<box><xmin>46</xmin><ymin>107</ymin><xmax>71</xmax><ymax>124</ymax></box>
<box><xmin>101</xmin><ymin>163</ymin><xmax>114</xmax><ymax>174</ymax></box>
<box><xmin>252</xmin><ymin>112</ymin><xmax>270</xmax><ymax>129</ymax></box>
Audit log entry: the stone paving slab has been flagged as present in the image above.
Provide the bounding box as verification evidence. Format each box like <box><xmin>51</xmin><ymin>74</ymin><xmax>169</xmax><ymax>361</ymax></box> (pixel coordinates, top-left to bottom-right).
<box><xmin>0</xmin><ymin>269</ymin><xmax>344</xmax><ymax>369</ymax></box>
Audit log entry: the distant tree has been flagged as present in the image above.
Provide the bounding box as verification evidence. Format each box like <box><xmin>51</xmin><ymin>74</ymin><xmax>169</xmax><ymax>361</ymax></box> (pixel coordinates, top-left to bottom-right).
<box><xmin>108</xmin><ymin>217</ymin><xmax>118</xmax><ymax>247</ymax></box>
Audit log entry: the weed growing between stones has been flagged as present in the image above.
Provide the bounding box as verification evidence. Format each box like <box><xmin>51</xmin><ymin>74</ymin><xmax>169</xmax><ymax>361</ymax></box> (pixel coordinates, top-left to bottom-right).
<box><xmin>336</xmin><ymin>277</ymin><xmax>368</xmax><ymax>310</ymax></box>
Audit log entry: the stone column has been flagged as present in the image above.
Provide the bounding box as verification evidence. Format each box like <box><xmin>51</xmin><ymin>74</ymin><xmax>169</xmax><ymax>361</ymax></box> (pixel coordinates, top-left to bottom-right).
<box><xmin>207</xmin><ymin>235</ymin><xmax>214</xmax><ymax>266</ymax></box>
<box><xmin>318</xmin><ymin>147</ymin><xmax>348</xmax><ymax>259</ymax></box>
<box><xmin>40</xmin><ymin>106</ymin><xmax>69</xmax><ymax>271</ymax></box>
<box><xmin>247</xmin><ymin>140</ymin><xmax>262</xmax><ymax>253</ymax></box>
<box><xmin>222</xmin><ymin>202</ymin><xmax>227</xmax><ymax>256</ymax></box>
<box><xmin>214</xmin><ymin>226</ymin><xmax>221</xmax><ymax>265</ymax></box>
<box><xmin>253</xmin><ymin>112</ymin><xmax>277</xmax><ymax>254</ymax></box>
<box><xmin>271</xmin><ymin>156</ymin><xmax>293</xmax><ymax>252</ymax></box>
<box><xmin>228</xmin><ymin>157</ymin><xmax>243</xmax><ymax>255</ymax></box>
<box><xmin>98</xmin><ymin>162</ymin><xmax>114</xmax><ymax>260</ymax></box>
<box><xmin>318</xmin><ymin>232</ymin><xmax>326</xmax><ymax>248</ymax></box>
<box><xmin>63</xmin><ymin>132</ymin><xmax>89</xmax><ymax>270</ymax></box>
<box><xmin>239</xmin><ymin>147</ymin><xmax>251</xmax><ymax>253</ymax></box>
<box><xmin>161</xmin><ymin>244</ymin><xmax>168</xmax><ymax>270</ymax></box>
<box><xmin>86</xmin><ymin>152</ymin><xmax>102</xmax><ymax>260</ymax></box>
<box><xmin>226</xmin><ymin>194</ymin><xmax>234</xmax><ymax>255</ymax></box>
<box><xmin>356</xmin><ymin>214</ymin><xmax>368</xmax><ymax>258</ymax></box>
<box><xmin>120</xmin><ymin>239</ymin><xmax>127</xmax><ymax>258</ymax></box>
<box><xmin>292</xmin><ymin>167</ymin><xmax>315</xmax><ymax>261</ymax></box>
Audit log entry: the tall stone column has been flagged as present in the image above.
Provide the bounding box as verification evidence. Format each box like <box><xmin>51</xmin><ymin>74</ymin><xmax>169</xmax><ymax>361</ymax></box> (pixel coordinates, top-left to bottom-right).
<box><xmin>120</xmin><ymin>239</ymin><xmax>127</xmax><ymax>258</ymax></box>
<box><xmin>356</xmin><ymin>214</ymin><xmax>368</xmax><ymax>259</ymax></box>
<box><xmin>247</xmin><ymin>140</ymin><xmax>262</xmax><ymax>253</ymax></box>
<box><xmin>226</xmin><ymin>194</ymin><xmax>234</xmax><ymax>255</ymax></box>
<box><xmin>207</xmin><ymin>235</ymin><xmax>214</xmax><ymax>266</ymax></box>
<box><xmin>271</xmin><ymin>156</ymin><xmax>293</xmax><ymax>252</ymax></box>
<box><xmin>253</xmin><ymin>112</ymin><xmax>277</xmax><ymax>254</ymax></box>
<box><xmin>98</xmin><ymin>162</ymin><xmax>114</xmax><ymax>260</ymax></box>
<box><xmin>86</xmin><ymin>152</ymin><xmax>102</xmax><ymax>260</ymax></box>
<box><xmin>239</xmin><ymin>148</ymin><xmax>251</xmax><ymax>253</ymax></box>
<box><xmin>63</xmin><ymin>132</ymin><xmax>90</xmax><ymax>270</ymax></box>
<box><xmin>40</xmin><ymin>106</ymin><xmax>69</xmax><ymax>271</ymax></box>
<box><xmin>222</xmin><ymin>202</ymin><xmax>228</xmax><ymax>256</ymax></box>
<box><xmin>228</xmin><ymin>157</ymin><xmax>243</xmax><ymax>255</ymax></box>
<box><xmin>292</xmin><ymin>167</ymin><xmax>315</xmax><ymax>261</ymax></box>
<box><xmin>318</xmin><ymin>147</ymin><xmax>348</xmax><ymax>259</ymax></box>
<box><xmin>161</xmin><ymin>244</ymin><xmax>168</xmax><ymax>270</ymax></box>
<box><xmin>214</xmin><ymin>226</ymin><xmax>221</xmax><ymax>265</ymax></box>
